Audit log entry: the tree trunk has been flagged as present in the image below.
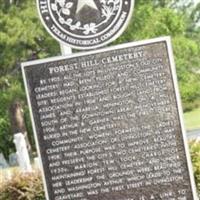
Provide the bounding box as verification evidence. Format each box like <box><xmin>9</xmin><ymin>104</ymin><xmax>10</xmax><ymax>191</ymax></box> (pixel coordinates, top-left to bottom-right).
<box><xmin>9</xmin><ymin>100</ymin><xmax>32</xmax><ymax>152</ymax></box>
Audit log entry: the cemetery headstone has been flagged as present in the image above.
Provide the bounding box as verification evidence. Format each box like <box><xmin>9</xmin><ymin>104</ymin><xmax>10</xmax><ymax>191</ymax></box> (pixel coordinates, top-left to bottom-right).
<box><xmin>22</xmin><ymin>37</ymin><xmax>198</xmax><ymax>200</ymax></box>
<box><xmin>34</xmin><ymin>157</ymin><xmax>41</xmax><ymax>170</ymax></box>
<box><xmin>37</xmin><ymin>0</ymin><xmax>133</xmax><ymax>49</ymax></box>
<box><xmin>0</xmin><ymin>153</ymin><xmax>9</xmax><ymax>169</ymax></box>
<box><xmin>13</xmin><ymin>133</ymin><xmax>32</xmax><ymax>172</ymax></box>
<box><xmin>9</xmin><ymin>153</ymin><xmax>18</xmax><ymax>167</ymax></box>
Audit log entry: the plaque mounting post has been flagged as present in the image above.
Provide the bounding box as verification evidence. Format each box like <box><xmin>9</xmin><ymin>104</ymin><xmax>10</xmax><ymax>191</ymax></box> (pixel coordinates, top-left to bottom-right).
<box><xmin>60</xmin><ymin>43</ymin><xmax>72</xmax><ymax>55</ymax></box>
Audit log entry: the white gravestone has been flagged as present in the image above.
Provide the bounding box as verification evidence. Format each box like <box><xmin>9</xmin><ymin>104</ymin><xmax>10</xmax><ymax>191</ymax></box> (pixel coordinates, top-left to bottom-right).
<box><xmin>13</xmin><ymin>133</ymin><xmax>32</xmax><ymax>172</ymax></box>
<box><xmin>0</xmin><ymin>153</ymin><xmax>9</xmax><ymax>169</ymax></box>
<box><xmin>9</xmin><ymin>152</ymin><xmax>18</xmax><ymax>166</ymax></box>
<box><xmin>34</xmin><ymin>157</ymin><xmax>41</xmax><ymax>170</ymax></box>
<box><xmin>0</xmin><ymin>153</ymin><xmax>11</xmax><ymax>181</ymax></box>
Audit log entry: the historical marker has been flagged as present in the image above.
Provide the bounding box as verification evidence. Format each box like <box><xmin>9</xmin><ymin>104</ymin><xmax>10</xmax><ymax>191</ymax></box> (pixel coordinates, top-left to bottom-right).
<box><xmin>37</xmin><ymin>0</ymin><xmax>133</xmax><ymax>49</ymax></box>
<box><xmin>22</xmin><ymin>37</ymin><xmax>198</xmax><ymax>200</ymax></box>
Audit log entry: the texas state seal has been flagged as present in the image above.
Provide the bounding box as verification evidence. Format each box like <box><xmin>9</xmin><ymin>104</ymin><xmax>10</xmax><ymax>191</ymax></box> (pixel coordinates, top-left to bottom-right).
<box><xmin>37</xmin><ymin>0</ymin><xmax>134</xmax><ymax>49</ymax></box>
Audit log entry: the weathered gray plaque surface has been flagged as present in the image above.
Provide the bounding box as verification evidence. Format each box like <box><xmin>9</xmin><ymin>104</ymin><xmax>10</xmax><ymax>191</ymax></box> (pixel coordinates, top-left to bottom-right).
<box><xmin>22</xmin><ymin>37</ymin><xmax>197</xmax><ymax>200</ymax></box>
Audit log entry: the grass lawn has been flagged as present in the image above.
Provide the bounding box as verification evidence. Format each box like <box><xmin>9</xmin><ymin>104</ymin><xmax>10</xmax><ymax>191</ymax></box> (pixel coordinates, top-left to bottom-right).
<box><xmin>184</xmin><ymin>108</ymin><xmax>200</xmax><ymax>130</ymax></box>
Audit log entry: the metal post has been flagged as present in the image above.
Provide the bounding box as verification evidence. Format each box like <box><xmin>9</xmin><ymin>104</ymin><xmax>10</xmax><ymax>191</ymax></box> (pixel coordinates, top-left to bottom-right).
<box><xmin>60</xmin><ymin>43</ymin><xmax>72</xmax><ymax>56</ymax></box>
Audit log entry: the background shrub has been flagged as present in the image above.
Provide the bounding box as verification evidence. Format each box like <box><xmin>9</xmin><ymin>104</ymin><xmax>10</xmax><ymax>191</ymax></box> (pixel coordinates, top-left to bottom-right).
<box><xmin>190</xmin><ymin>140</ymin><xmax>200</xmax><ymax>194</ymax></box>
<box><xmin>0</xmin><ymin>170</ymin><xmax>45</xmax><ymax>200</ymax></box>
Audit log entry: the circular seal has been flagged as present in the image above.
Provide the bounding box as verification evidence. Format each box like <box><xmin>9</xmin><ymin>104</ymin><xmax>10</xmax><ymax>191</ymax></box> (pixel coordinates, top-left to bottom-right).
<box><xmin>37</xmin><ymin>0</ymin><xmax>134</xmax><ymax>49</ymax></box>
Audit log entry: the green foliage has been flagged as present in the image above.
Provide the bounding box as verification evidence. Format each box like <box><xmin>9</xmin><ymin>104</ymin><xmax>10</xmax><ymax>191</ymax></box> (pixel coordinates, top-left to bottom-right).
<box><xmin>190</xmin><ymin>141</ymin><xmax>200</xmax><ymax>193</ymax></box>
<box><xmin>190</xmin><ymin>2</ymin><xmax>200</xmax><ymax>24</ymax></box>
<box><xmin>133</xmin><ymin>7</ymin><xmax>185</xmax><ymax>38</ymax></box>
<box><xmin>0</xmin><ymin>171</ymin><xmax>45</xmax><ymax>200</ymax></box>
<box><xmin>0</xmin><ymin>0</ymin><xmax>59</xmax><ymax>75</ymax></box>
<box><xmin>0</xmin><ymin>76</ymin><xmax>24</xmax><ymax>158</ymax></box>
<box><xmin>116</xmin><ymin>3</ymin><xmax>187</xmax><ymax>44</ymax></box>
<box><xmin>173</xmin><ymin>36</ymin><xmax>200</xmax><ymax>110</ymax></box>
<box><xmin>0</xmin><ymin>0</ymin><xmax>59</xmax><ymax>156</ymax></box>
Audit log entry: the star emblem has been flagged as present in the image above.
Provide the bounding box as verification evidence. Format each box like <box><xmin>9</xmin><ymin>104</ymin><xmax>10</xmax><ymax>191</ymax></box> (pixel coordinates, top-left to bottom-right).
<box><xmin>76</xmin><ymin>0</ymin><xmax>98</xmax><ymax>13</ymax></box>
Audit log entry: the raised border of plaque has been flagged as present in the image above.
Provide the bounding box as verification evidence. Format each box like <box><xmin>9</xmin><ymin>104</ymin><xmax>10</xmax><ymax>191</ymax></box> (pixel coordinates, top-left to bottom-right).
<box><xmin>22</xmin><ymin>37</ymin><xmax>198</xmax><ymax>200</ymax></box>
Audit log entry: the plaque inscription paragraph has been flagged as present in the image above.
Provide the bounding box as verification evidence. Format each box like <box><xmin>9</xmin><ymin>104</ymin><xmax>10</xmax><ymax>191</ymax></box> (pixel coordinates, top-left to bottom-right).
<box><xmin>22</xmin><ymin>37</ymin><xmax>197</xmax><ymax>200</ymax></box>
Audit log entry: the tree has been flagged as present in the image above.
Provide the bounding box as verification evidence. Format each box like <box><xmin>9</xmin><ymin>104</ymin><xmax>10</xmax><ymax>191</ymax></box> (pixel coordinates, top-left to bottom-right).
<box><xmin>0</xmin><ymin>0</ymin><xmax>59</xmax><ymax>157</ymax></box>
<box><xmin>0</xmin><ymin>0</ymin><xmax>59</xmax><ymax>75</ymax></box>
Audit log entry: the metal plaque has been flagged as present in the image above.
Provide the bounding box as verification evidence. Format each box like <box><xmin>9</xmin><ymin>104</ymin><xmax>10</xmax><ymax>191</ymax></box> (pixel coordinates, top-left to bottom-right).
<box><xmin>37</xmin><ymin>0</ymin><xmax>134</xmax><ymax>49</ymax></box>
<box><xmin>22</xmin><ymin>37</ymin><xmax>198</xmax><ymax>200</ymax></box>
